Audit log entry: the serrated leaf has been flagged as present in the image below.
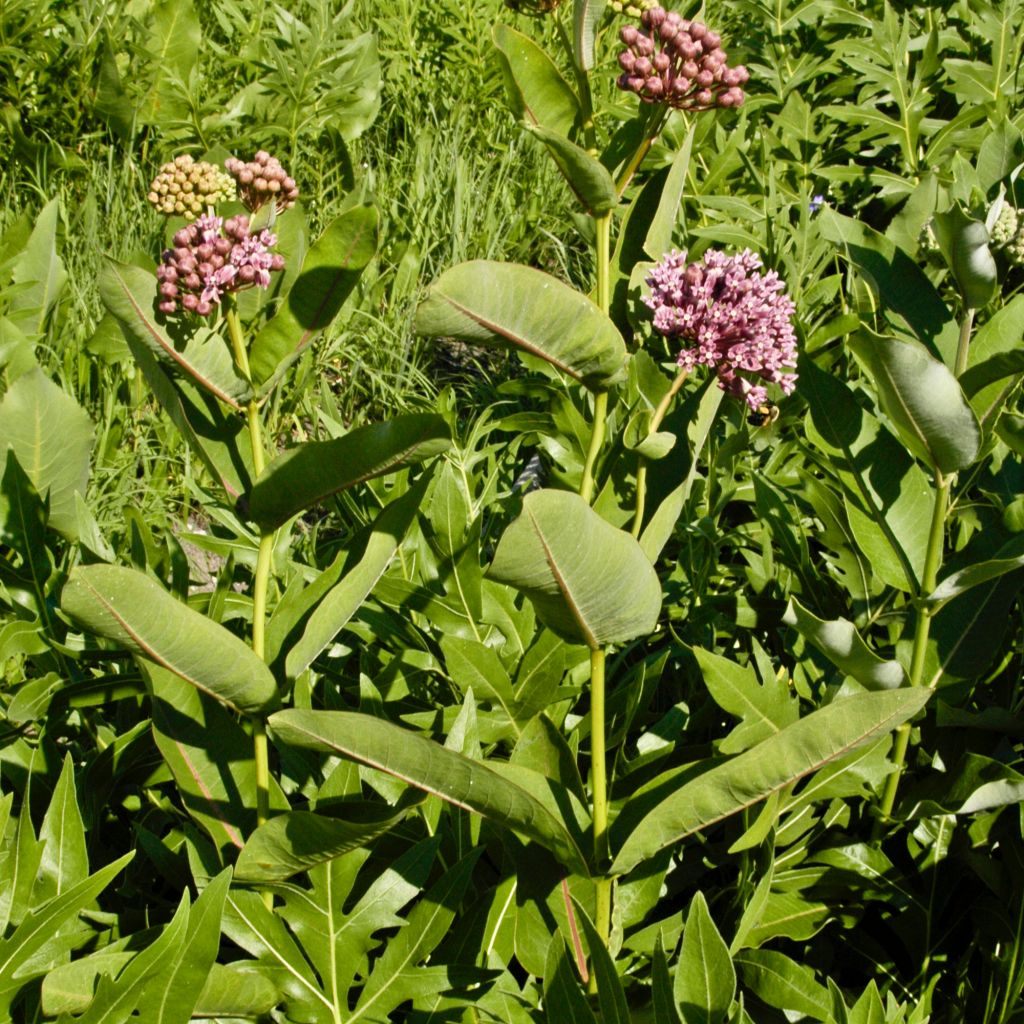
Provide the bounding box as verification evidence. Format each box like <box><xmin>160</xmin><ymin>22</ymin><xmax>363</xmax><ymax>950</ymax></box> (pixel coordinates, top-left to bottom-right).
<box><xmin>488</xmin><ymin>489</ymin><xmax>661</xmax><ymax>649</ymax></box>
<box><xmin>415</xmin><ymin>261</ymin><xmax>627</xmax><ymax>389</ymax></box>
<box><xmin>62</xmin><ymin>565</ymin><xmax>277</xmax><ymax>715</ymax></box>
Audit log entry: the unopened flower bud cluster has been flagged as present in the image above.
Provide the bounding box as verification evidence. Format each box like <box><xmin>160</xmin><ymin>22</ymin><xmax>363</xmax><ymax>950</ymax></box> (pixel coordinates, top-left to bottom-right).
<box><xmin>618</xmin><ymin>7</ymin><xmax>748</xmax><ymax>110</ymax></box>
<box><xmin>610</xmin><ymin>0</ymin><xmax>657</xmax><ymax>16</ymax></box>
<box><xmin>991</xmin><ymin>205</ymin><xmax>1024</xmax><ymax>266</ymax></box>
<box><xmin>156</xmin><ymin>214</ymin><xmax>284</xmax><ymax>317</ymax></box>
<box><xmin>224</xmin><ymin>151</ymin><xmax>299</xmax><ymax>213</ymax></box>
<box><xmin>147</xmin><ymin>156</ymin><xmax>237</xmax><ymax>219</ymax></box>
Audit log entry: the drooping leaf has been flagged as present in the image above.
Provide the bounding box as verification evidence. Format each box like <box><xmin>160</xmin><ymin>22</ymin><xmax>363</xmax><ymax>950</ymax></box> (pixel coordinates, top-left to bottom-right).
<box><xmin>99</xmin><ymin>259</ymin><xmax>250</xmax><ymax>407</ymax></box>
<box><xmin>235</xmin><ymin>802</ymin><xmax>419</xmax><ymax>884</ymax></box>
<box><xmin>849</xmin><ymin>328</ymin><xmax>980</xmax><ymax>474</ymax></box>
<box><xmin>62</xmin><ymin>564</ymin><xmax>278</xmax><ymax>715</ymax></box>
<box><xmin>612</xmin><ymin>689</ymin><xmax>930</xmax><ymax>873</ymax></box>
<box><xmin>523</xmin><ymin>123</ymin><xmax>619</xmax><ymax>215</ymax></box>
<box><xmin>488</xmin><ymin>489</ymin><xmax>661</xmax><ymax>649</ymax></box>
<box><xmin>783</xmin><ymin>599</ymin><xmax>905</xmax><ymax>690</ymax></box>
<box><xmin>248</xmin><ymin>205</ymin><xmax>379</xmax><ymax>387</ymax></box>
<box><xmin>932</xmin><ymin>208</ymin><xmax>998</xmax><ymax>309</ymax></box>
<box><xmin>0</xmin><ymin>367</ymin><xmax>93</xmax><ymax>538</ymax></box>
<box><xmin>415</xmin><ymin>261</ymin><xmax>627</xmax><ymax>389</ymax></box>
<box><xmin>268</xmin><ymin>708</ymin><xmax>591</xmax><ymax>875</ymax></box>
<box><xmin>492</xmin><ymin>24</ymin><xmax>580</xmax><ymax>135</ymax></box>
<box><xmin>248</xmin><ymin>414</ymin><xmax>449</xmax><ymax>531</ymax></box>
<box><xmin>674</xmin><ymin>892</ymin><xmax>735</xmax><ymax>1024</ymax></box>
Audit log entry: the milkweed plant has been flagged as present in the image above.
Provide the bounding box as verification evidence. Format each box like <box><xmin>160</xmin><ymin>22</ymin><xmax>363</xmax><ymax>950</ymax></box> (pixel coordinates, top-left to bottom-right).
<box><xmin>2</xmin><ymin>0</ymin><xmax>1023</xmax><ymax>1021</ymax></box>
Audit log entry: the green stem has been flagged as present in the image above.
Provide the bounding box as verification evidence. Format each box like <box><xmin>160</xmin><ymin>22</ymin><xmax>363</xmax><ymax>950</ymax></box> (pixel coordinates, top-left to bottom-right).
<box><xmin>631</xmin><ymin>368</ymin><xmax>689</xmax><ymax>538</ymax></box>
<box><xmin>590</xmin><ymin>648</ymin><xmax>611</xmax><ymax>949</ymax></box>
<box><xmin>580</xmin><ymin>213</ymin><xmax>612</xmax><ymax>505</ymax></box>
<box><xmin>616</xmin><ymin>106</ymin><xmax>670</xmax><ymax>197</ymax></box>
<box><xmin>877</xmin><ymin>308</ymin><xmax>975</xmax><ymax>831</ymax></box>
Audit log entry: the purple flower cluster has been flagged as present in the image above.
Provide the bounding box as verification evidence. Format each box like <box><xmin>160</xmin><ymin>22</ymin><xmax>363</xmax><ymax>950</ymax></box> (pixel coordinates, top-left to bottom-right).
<box><xmin>156</xmin><ymin>214</ymin><xmax>285</xmax><ymax>317</ymax></box>
<box><xmin>645</xmin><ymin>249</ymin><xmax>798</xmax><ymax>410</ymax></box>
<box><xmin>617</xmin><ymin>7</ymin><xmax>748</xmax><ymax>110</ymax></box>
<box><xmin>225</xmin><ymin>151</ymin><xmax>299</xmax><ymax>213</ymax></box>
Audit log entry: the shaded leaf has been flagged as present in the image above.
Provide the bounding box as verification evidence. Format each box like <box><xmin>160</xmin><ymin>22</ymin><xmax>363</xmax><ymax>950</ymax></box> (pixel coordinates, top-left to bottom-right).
<box><xmin>675</xmin><ymin>892</ymin><xmax>735</xmax><ymax>1024</ymax></box>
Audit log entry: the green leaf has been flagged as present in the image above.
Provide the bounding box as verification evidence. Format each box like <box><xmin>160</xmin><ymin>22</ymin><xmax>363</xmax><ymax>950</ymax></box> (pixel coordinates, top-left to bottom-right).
<box><xmin>575</xmin><ymin>904</ymin><xmax>629</xmax><ymax>1024</ymax></box>
<box><xmin>734</xmin><ymin>949</ymin><xmax>831</xmax><ymax>1021</ymax></box>
<box><xmin>694</xmin><ymin>646</ymin><xmax>798</xmax><ymax>754</ymax></box>
<box><xmin>783</xmin><ymin>599</ymin><xmax>905</xmax><ymax>690</ymax></box>
<box><xmin>268</xmin><ymin>709</ymin><xmax>591</xmax><ymax>875</ymax></box>
<box><xmin>99</xmin><ymin>259</ymin><xmax>250</xmax><ymax>408</ymax></box>
<box><xmin>848</xmin><ymin>981</ymin><xmax>886</xmax><ymax>1024</ymax></box>
<box><xmin>10</xmin><ymin>198</ymin><xmax>66</xmax><ymax>335</ymax></box>
<box><xmin>147</xmin><ymin>666</ymin><xmax>284</xmax><ymax>854</ymax></box>
<box><xmin>137</xmin><ymin>0</ymin><xmax>200</xmax><ymax>124</ymax></box>
<box><xmin>820</xmin><ymin>210</ymin><xmax>959</xmax><ymax>366</ymax></box>
<box><xmin>932</xmin><ymin>208</ymin><xmax>998</xmax><ymax>309</ymax></box>
<box><xmin>644</xmin><ymin>121</ymin><xmax>696</xmax><ymax>259</ymax></box>
<box><xmin>492</xmin><ymin>24</ymin><xmax>580</xmax><ymax>135</ymax></box>
<box><xmin>612</xmin><ymin>689</ymin><xmax>930</xmax><ymax>873</ymax></box>
<box><xmin>62</xmin><ymin>564</ymin><xmax>278</xmax><ymax>715</ymax></box>
<box><xmin>135</xmin><ymin>869</ymin><xmax>231</xmax><ymax>1024</ymax></box>
<box><xmin>36</xmin><ymin>753</ymin><xmax>88</xmax><ymax>901</ymax></box>
<box><xmin>249</xmin><ymin>205</ymin><xmax>379</xmax><ymax>387</ymax></box>
<box><xmin>248</xmin><ymin>413</ymin><xmax>449</xmax><ymax>531</ymax></box>
<box><xmin>442</xmin><ymin>634</ymin><xmax>521</xmax><ymax>738</ymax></box>
<box><xmin>235</xmin><ymin>803</ymin><xmax>418</xmax><ymax>884</ymax></box>
<box><xmin>961</xmin><ymin>294</ymin><xmax>1024</xmax><ymax>425</ymax></box>
<box><xmin>675</xmin><ymin>892</ymin><xmax>735</xmax><ymax>1024</ymax></box>
<box><xmin>926</xmin><ymin>539</ymin><xmax>1024</xmax><ymax>610</ymax></box>
<box><xmin>0</xmin><ymin>367</ymin><xmax>93</xmax><ymax>538</ymax></box>
<box><xmin>523</xmin><ymin>122</ymin><xmax>619</xmax><ymax>215</ymax></box>
<box><xmin>653</xmin><ymin>935</ymin><xmax>681</xmax><ymax>1024</ymax></box>
<box><xmin>415</xmin><ymin>261</ymin><xmax>627</xmax><ymax>389</ymax></box>
<box><xmin>849</xmin><ymin>328</ymin><xmax>980</xmax><ymax>474</ymax></box>
<box><xmin>573</xmin><ymin>0</ymin><xmax>608</xmax><ymax>70</ymax></box>
<box><xmin>283</xmin><ymin>476</ymin><xmax>431</xmax><ymax>676</ymax></box>
<box><xmin>543</xmin><ymin>935</ymin><xmax>597</xmax><ymax>1023</ymax></box>
<box><xmin>488</xmin><ymin>489</ymin><xmax>661</xmax><ymax>649</ymax></box>
<box><xmin>192</xmin><ymin>963</ymin><xmax>280</xmax><ymax>1019</ymax></box>
<box><xmin>0</xmin><ymin>852</ymin><xmax>133</xmax><ymax>1016</ymax></box>
<box><xmin>351</xmin><ymin>852</ymin><xmax>483</xmax><ymax>1022</ymax></box>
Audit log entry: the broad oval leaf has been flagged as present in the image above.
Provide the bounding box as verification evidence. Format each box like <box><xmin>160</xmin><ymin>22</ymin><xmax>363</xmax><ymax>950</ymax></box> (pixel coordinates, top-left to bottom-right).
<box><xmin>61</xmin><ymin>565</ymin><xmax>277</xmax><ymax>715</ymax></box>
<box><xmin>99</xmin><ymin>259</ymin><xmax>250</xmax><ymax>408</ymax></box>
<box><xmin>849</xmin><ymin>328</ymin><xmax>980</xmax><ymax>474</ymax></box>
<box><xmin>415</xmin><ymin>261</ymin><xmax>627</xmax><ymax>390</ymax></box>
<box><xmin>492</xmin><ymin>24</ymin><xmax>579</xmax><ymax>136</ymax></box>
<box><xmin>488</xmin><ymin>489</ymin><xmax>662</xmax><ymax>649</ymax></box>
<box><xmin>783</xmin><ymin>599</ymin><xmax>905</xmax><ymax>690</ymax></box>
<box><xmin>247</xmin><ymin>413</ymin><xmax>450</xmax><ymax>530</ymax></box>
<box><xmin>249</xmin><ymin>204</ymin><xmax>379</xmax><ymax>387</ymax></box>
<box><xmin>268</xmin><ymin>708</ymin><xmax>591</xmax><ymax>876</ymax></box>
<box><xmin>612</xmin><ymin>688</ymin><xmax>930</xmax><ymax>874</ymax></box>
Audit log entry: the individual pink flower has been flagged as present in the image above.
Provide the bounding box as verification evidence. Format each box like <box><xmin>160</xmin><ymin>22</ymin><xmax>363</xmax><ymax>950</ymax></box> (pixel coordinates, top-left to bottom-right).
<box><xmin>617</xmin><ymin>7</ymin><xmax>748</xmax><ymax>110</ymax></box>
<box><xmin>156</xmin><ymin>213</ymin><xmax>285</xmax><ymax>317</ymax></box>
<box><xmin>645</xmin><ymin>248</ymin><xmax>798</xmax><ymax>409</ymax></box>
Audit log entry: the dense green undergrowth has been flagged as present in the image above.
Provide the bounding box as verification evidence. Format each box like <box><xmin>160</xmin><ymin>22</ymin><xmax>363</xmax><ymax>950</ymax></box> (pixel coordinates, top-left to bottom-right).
<box><xmin>1</xmin><ymin>0</ymin><xmax>1024</xmax><ymax>1021</ymax></box>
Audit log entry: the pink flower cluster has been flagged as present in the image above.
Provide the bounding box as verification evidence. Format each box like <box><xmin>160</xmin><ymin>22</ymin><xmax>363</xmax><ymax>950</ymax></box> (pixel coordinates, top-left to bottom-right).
<box><xmin>645</xmin><ymin>249</ymin><xmax>798</xmax><ymax>410</ymax></box>
<box><xmin>617</xmin><ymin>7</ymin><xmax>748</xmax><ymax>110</ymax></box>
<box><xmin>156</xmin><ymin>214</ymin><xmax>284</xmax><ymax>317</ymax></box>
<box><xmin>225</xmin><ymin>151</ymin><xmax>299</xmax><ymax>213</ymax></box>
